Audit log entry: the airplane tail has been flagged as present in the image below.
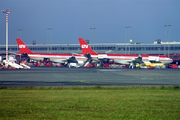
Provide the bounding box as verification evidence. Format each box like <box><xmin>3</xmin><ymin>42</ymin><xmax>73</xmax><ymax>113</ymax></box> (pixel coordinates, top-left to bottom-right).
<box><xmin>16</xmin><ymin>38</ymin><xmax>34</xmax><ymax>54</ymax></box>
<box><xmin>78</xmin><ymin>38</ymin><xmax>98</xmax><ymax>55</ymax></box>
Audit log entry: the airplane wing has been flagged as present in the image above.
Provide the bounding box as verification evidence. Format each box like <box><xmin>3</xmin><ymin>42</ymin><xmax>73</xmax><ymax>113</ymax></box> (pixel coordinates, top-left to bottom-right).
<box><xmin>131</xmin><ymin>54</ymin><xmax>143</xmax><ymax>65</ymax></box>
<box><xmin>105</xmin><ymin>50</ymin><xmax>113</xmax><ymax>53</ymax></box>
<box><xmin>63</xmin><ymin>55</ymin><xmax>78</xmax><ymax>63</ymax></box>
<box><xmin>83</xmin><ymin>53</ymin><xmax>103</xmax><ymax>67</ymax></box>
<box><xmin>60</xmin><ymin>55</ymin><xmax>80</xmax><ymax>67</ymax></box>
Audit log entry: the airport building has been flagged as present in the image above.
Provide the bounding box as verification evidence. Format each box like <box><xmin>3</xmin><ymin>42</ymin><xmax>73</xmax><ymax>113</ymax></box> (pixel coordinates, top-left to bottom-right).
<box><xmin>0</xmin><ymin>39</ymin><xmax>180</xmax><ymax>60</ymax></box>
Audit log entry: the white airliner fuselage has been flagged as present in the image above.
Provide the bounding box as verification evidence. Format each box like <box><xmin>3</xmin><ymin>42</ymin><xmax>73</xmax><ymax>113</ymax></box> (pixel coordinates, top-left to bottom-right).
<box><xmin>78</xmin><ymin>38</ymin><xmax>173</xmax><ymax>66</ymax></box>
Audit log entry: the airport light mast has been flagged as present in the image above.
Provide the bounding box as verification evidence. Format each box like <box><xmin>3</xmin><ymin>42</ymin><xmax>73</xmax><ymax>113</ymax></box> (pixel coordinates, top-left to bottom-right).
<box><xmin>2</xmin><ymin>10</ymin><xmax>11</xmax><ymax>60</ymax></box>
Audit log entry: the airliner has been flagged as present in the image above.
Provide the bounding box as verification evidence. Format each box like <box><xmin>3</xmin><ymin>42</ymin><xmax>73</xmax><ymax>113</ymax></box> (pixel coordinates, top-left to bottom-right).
<box><xmin>78</xmin><ymin>38</ymin><xmax>173</xmax><ymax>67</ymax></box>
<box><xmin>16</xmin><ymin>38</ymin><xmax>86</xmax><ymax>66</ymax></box>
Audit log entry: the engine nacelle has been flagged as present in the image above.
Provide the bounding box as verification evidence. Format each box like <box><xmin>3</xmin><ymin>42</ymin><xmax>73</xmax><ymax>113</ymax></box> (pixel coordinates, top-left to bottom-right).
<box><xmin>101</xmin><ymin>58</ymin><xmax>114</xmax><ymax>64</ymax></box>
<box><xmin>20</xmin><ymin>53</ymin><xmax>30</xmax><ymax>62</ymax></box>
<box><xmin>43</xmin><ymin>58</ymin><xmax>50</xmax><ymax>62</ymax></box>
<box><xmin>108</xmin><ymin>58</ymin><xmax>114</xmax><ymax>63</ymax></box>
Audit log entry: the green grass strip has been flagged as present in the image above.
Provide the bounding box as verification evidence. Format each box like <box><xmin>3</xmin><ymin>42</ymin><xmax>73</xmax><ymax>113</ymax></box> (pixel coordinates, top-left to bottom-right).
<box><xmin>0</xmin><ymin>86</ymin><xmax>180</xmax><ymax>119</ymax></box>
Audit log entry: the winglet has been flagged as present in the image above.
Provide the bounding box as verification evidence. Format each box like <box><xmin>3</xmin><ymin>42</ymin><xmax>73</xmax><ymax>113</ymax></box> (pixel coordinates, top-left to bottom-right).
<box><xmin>16</xmin><ymin>38</ymin><xmax>34</xmax><ymax>54</ymax></box>
<box><xmin>78</xmin><ymin>38</ymin><xmax>98</xmax><ymax>55</ymax></box>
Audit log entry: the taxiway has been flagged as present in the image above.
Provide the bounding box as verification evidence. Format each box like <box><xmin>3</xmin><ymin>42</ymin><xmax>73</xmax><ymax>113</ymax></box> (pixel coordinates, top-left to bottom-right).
<box><xmin>0</xmin><ymin>67</ymin><xmax>180</xmax><ymax>87</ymax></box>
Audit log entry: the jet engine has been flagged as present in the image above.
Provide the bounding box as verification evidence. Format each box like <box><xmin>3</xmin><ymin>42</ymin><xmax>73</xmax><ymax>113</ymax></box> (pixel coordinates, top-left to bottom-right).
<box><xmin>20</xmin><ymin>53</ymin><xmax>30</xmax><ymax>62</ymax></box>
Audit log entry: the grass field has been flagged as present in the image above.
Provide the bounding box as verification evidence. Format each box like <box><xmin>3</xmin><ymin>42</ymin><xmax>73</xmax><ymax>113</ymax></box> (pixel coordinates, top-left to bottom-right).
<box><xmin>0</xmin><ymin>86</ymin><xmax>180</xmax><ymax>119</ymax></box>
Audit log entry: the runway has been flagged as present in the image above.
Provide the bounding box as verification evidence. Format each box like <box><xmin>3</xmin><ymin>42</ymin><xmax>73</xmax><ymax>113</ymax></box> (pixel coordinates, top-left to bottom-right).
<box><xmin>0</xmin><ymin>67</ymin><xmax>180</xmax><ymax>87</ymax></box>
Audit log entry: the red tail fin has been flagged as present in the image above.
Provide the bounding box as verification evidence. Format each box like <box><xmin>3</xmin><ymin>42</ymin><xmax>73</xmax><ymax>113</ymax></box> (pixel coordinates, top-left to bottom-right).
<box><xmin>16</xmin><ymin>38</ymin><xmax>34</xmax><ymax>54</ymax></box>
<box><xmin>78</xmin><ymin>38</ymin><xmax>98</xmax><ymax>55</ymax></box>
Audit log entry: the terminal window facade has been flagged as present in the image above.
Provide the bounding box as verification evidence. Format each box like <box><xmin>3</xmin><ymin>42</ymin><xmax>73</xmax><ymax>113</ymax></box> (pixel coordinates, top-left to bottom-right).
<box><xmin>6</xmin><ymin>46</ymin><xmax>179</xmax><ymax>52</ymax></box>
<box><xmin>1</xmin><ymin>44</ymin><xmax>180</xmax><ymax>55</ymax></box>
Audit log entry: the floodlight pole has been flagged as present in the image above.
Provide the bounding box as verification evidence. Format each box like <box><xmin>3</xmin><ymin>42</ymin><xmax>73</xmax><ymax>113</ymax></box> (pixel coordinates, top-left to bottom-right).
<box><xmin>2</xmin><ymin>10</ymin><xmax>11</xmax><ymax>60</ymax></box>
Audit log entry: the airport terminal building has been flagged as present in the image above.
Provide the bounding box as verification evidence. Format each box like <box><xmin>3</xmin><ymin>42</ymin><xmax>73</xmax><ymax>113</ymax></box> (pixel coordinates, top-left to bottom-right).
<box><xmin>0</xmin><ymin>40</ymin><xmax>180</xmax><ymax>60</ymax></box>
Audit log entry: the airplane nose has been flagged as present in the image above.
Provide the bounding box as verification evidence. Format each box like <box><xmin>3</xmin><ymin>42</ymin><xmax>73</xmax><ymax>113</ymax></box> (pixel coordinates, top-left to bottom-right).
<box><xmin>169</xmin><ymin>58</ymin><xmax>173</xmax><ymax>63</ymax></box>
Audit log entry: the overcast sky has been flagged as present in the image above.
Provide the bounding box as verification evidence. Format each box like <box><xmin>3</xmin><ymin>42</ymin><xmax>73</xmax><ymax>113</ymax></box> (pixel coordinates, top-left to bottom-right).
<box><xmin>0</xmin><ymin>0</ymin><xmax>180</xmax><ymax>45</ymax></box>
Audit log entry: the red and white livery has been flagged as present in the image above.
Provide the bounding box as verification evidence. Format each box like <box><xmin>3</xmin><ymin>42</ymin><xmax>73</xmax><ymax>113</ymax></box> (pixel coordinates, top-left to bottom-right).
<box><xmin>16</xmin><ymin>38</ymin><xmax>86</xmax><ymax>66</ymax></box>
<box><xmin>78</xmin><ymin>38</ymin><xmax>173</xmax><ymax>67</ymax></box>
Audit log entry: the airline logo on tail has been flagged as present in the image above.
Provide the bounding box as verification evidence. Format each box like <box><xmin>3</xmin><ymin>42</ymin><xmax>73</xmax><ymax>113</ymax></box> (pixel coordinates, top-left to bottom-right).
<box><xmin>16</xmin><ymin>38</ymin><xmax>34</xmax><ymax>54</ymax></box>
<box><xmin>19</xmin><ymin>45</ymin><xmax>26</xmax><ymax>48</ymax></box>
<box><xmin>81</xmin><ymin>45</ymin><xmax>88</xmax><ymax>48</ymax></box>
<box><xmin>78</xmin><ymin>38</ymin><xmax>98</xmax><ymax>55</ymax></box>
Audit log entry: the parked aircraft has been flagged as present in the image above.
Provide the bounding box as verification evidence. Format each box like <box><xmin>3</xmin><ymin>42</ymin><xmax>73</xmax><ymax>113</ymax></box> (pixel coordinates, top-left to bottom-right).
<box><xmin>78</xmin><ymin>38</ymin><xmax>173</xmax><ymax>67</ymax></box>
<box><xmin>16</xmin><ymin>38</ymin><xmax>86</xmax><ymax>67</ymax></box>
